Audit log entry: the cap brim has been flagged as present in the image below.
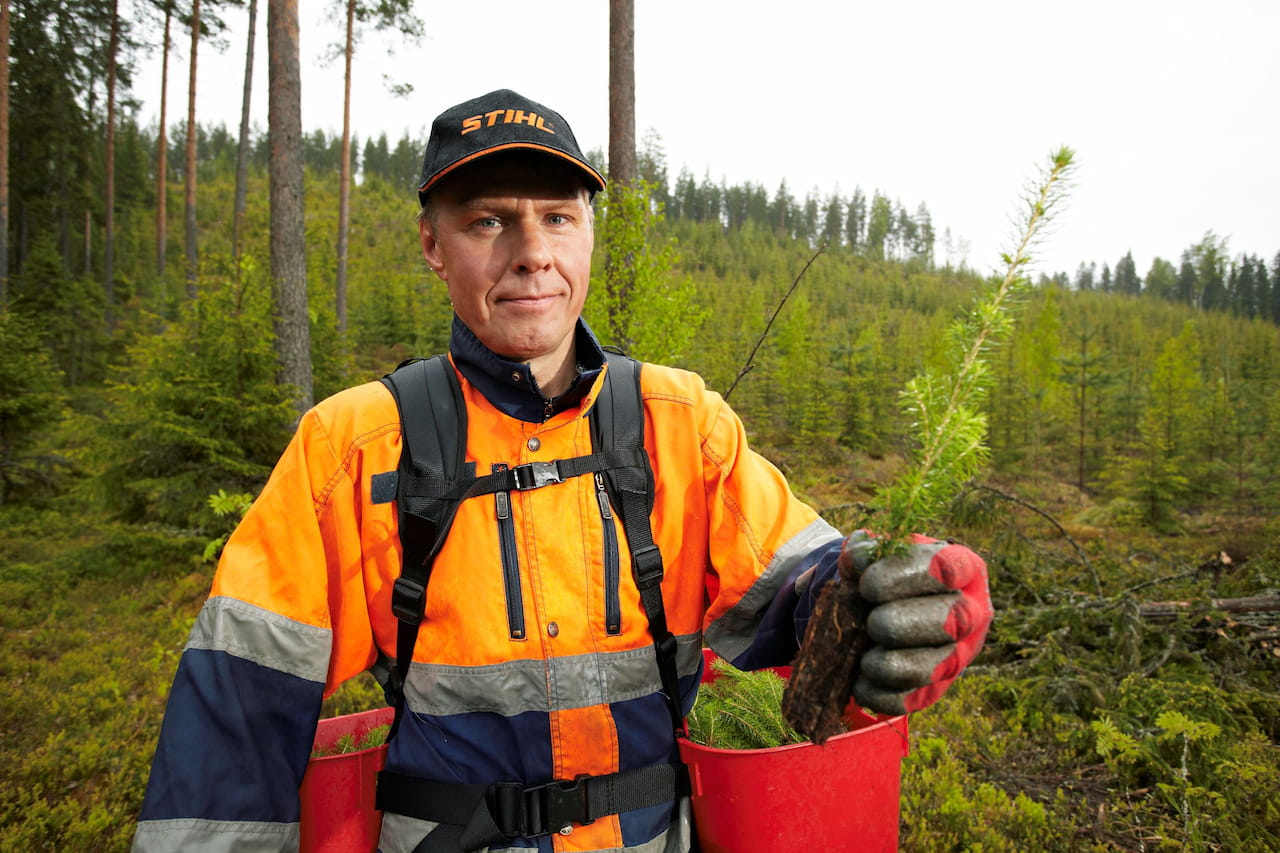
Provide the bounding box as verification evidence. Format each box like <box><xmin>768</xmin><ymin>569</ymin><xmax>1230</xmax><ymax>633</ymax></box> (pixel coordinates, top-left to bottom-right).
<box><xmin>417</xmin><ymin>142</ymin><xmax>606</xmax><ymax>199</ymax></box>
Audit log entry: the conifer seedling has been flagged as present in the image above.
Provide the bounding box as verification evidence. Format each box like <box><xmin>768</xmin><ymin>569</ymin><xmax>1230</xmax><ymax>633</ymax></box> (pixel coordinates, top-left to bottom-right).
<box><xmin>782</xmin><ymin>147</ymin><xmax>1077</xmax><ymax>743</ymax></box>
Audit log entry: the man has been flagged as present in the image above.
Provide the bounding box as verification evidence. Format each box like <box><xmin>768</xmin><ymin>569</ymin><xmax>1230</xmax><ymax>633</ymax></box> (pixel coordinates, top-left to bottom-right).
<box><xmin>133</xmin><ymin>89</ymin><xmax>992</xmax><ymax>853</ymax></box>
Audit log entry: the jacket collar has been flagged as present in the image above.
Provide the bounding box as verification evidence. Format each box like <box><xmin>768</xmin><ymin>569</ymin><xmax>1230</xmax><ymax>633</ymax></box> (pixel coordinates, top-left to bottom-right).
<box><xmin>449</xmin><ymin>315</ymin><xmax>607</xmax><ymax>424</ymax></box>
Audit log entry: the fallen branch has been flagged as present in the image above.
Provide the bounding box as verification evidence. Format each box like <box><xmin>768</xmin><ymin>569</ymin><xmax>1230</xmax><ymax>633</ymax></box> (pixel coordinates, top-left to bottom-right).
<box><xmin>1137</xmin><ymin>595</ymin><xmax>1280</xmax><ymax>620</ymax></box>
<box><xmin>967</xmin><ymin>483</ymin><xmax>1101</xmax><ymax>596</ymax></box>
<box><xmin>1121</xmin><ymin>570</ymin><xmax>1198</xmax><ymax>598</ymax></box>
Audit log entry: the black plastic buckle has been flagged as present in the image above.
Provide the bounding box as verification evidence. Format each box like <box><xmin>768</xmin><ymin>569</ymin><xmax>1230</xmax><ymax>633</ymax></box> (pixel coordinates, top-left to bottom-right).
<box><xmin>512</xmin><ymin>461</ymin><xmax>563</xmax><ymax>491</ymax></box>
<box><xmin>390</xmin><ymin>577</ymin><xmax>426</xmax><ymax>623</ymax></box>
<box><xmin>632</xmin><ymin>544</ymin><xmax>664</xmax><ymax>588</ymax></box>
<box><xmin>492</xmin><ymin>775</ymin><xmax>593</xmax><ymax>839</ymax></box>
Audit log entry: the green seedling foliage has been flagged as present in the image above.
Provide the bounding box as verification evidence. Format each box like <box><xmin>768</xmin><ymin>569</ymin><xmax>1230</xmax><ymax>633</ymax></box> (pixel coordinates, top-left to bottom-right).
<box><xmin>359</xmin><ymin>725</ymin><xmax>391</xmax><ymax>752</ymax></box>
<box><xmin>874</xmin><ymin>147</ymin><xmax>1076</xmax><ymax>554</ymax></box>
<box><xmin>687</xmin><ymin>658</ymin><xmax>806</xmax><ymax>750</ymax></box>
<box><xmin>310</xmin><ymin>723</ymin><xmax>391</xmax><ymax>759</ymax></box>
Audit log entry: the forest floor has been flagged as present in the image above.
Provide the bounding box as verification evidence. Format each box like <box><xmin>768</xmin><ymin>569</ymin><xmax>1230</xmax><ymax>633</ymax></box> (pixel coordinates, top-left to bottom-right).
<box><xmin>1</xmin><ymin>460</ymin><xmax>1277</xmax><ymax>851</ymax></box>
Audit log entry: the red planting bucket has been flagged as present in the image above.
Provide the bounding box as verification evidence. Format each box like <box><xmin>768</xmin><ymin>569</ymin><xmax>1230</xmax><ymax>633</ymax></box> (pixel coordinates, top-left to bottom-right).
<box><xmin>677</xmin><ymin>651</ymin><xmax>909</xmax><ymax>853</ymax></box>
<box><xmin>299</xmin><ymin>706</ymin><xmax>394</xmax><ymax>853</ymax></box>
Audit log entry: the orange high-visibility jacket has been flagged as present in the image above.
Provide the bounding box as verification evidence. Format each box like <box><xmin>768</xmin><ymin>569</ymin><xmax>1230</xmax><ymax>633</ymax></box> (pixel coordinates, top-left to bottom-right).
<box><xmin>134</xmin><ymin>323</ymin><xmax>844</xmax><ymax>853</ymax></box>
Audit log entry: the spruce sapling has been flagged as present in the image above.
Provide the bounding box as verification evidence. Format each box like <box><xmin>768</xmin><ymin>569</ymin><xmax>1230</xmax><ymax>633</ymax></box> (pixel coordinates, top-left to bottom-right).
<box><xmin>782</xmin><ymin>148</ymin><xmax>1077</xmax><ymax>743</ymax></box>
<box><xmin>688</xmin><ymin>658</ymin><xmax>802</xmax><ymax>750</ymax></box>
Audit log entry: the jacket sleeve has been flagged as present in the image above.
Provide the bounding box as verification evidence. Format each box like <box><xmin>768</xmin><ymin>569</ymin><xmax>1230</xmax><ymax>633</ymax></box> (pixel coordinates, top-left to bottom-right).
<box><xmin>680</xmin><ymin>380</ymin><xmax>845</xmax><ymax>671</ymax></box>
<box><xmin>132</xmin><ymin>399</ymin><xmax>379</xmax><ymax>853</ymax></box>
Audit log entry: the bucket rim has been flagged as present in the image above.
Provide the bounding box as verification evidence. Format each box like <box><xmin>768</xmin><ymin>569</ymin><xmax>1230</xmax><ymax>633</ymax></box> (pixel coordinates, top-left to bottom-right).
<box><xmin>309</xmin><ymin>741</ymin><xmax>390</xmax><ymax>763</ymax></box>
<box><xmin>309</xmin><ymin>706</ymin><xmax>395</xmax><ymax>764</ymax></box>
<box><xmin>679</xmin><ymin>712</ymin><xmax>908</xmax><ymax>757</ymax></box>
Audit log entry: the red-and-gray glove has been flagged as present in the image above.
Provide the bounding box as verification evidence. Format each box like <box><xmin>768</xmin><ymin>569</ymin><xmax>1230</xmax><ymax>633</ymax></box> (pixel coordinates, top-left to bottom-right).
<box><xmin>843</xmin><ymin>531</ymin><xmax>993</xmax><ymax>715</ymax></box>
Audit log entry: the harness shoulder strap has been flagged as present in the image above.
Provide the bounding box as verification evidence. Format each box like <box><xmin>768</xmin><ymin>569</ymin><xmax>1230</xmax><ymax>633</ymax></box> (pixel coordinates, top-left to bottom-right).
<box><xmin>595</xmin><ymin>354</ymin><xmax>683</xmax><ymax>738</ymax></box>
<box><xmin>379</xmin><ymin>355</ymin><xmax>473</xmax><ymax>737</ymax></box>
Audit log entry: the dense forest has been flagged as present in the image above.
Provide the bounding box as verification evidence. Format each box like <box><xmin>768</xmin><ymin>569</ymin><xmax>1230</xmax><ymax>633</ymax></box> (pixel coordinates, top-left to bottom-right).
<box><xmin>2</xmin><ymin>2</ymin><xmax>1279</xmax><ymax>851</ymax></box>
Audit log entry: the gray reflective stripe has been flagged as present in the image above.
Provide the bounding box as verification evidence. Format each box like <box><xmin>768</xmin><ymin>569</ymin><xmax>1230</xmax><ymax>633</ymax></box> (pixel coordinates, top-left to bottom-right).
<box><xmin>378</xmin><ymin>798</ymin><xmax>692</xmax><ymax>853</ymax></box>
<box><xmin>185</xmin><ymin>596</ymin><xmax>331</xmax><ymax>684</ymax></box>
<box><xmin>705</xmin><ymin>518</ymin><xmax>843</xmax><ymax>662</ymax></box>
<box><xmin>378</xmin><ymin>813</ymin><xmax>458</xmax><ymax>853</ymax></box>
<box><xmin>131</xmin><ymin>818</ymin><xmax>298</xmax><ymax>853</ymax></box>
<box><xmin>404</xmin><ymin>633</ymin><xmax>703</xmax><ymax>717</ymax></box>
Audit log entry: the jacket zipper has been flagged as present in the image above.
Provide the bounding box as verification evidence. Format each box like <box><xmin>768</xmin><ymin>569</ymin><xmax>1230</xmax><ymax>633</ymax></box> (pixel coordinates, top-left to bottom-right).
<box><xmin>492</xmin><ymin>463</ymin><xmax>526</xmax><ymax>640</ymax></box>
<box><xmin>596</xmin><ymin>473</ymin><xmax>622</xmax><ymax>635</ymax></box>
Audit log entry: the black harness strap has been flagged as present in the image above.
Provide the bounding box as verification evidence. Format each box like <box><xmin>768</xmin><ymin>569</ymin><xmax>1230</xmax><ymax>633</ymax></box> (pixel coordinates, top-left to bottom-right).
<box><xmin>395</xmin><ymin>448</ymin><xmax>649</xmax><ymax>508</ymax></box>
<box><xmin>376</xmin><ymin>352</ymin><xmax>687</xmax><ymax>851</ymax></box>
<box><xmin>379</xmin><ymin>356</ymin><xmax>471</xmax><ymax>740</ymax></box>
<box><xmin>592</xmin><ymin>354</ymin><xmax>685</xmax><ymax>738</ymax></box>
<box><xmin>379</xmin><ymin>763</ymin><xmax>692</xmax><ymax>852</ymax></box>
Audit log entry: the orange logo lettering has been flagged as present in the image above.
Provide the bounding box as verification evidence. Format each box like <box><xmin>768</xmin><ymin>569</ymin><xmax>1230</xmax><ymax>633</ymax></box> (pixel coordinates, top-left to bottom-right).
<box><xmin>458</xmin><ymin>109</ymin><xmax>558</xmax><ymax>136</ymax></box>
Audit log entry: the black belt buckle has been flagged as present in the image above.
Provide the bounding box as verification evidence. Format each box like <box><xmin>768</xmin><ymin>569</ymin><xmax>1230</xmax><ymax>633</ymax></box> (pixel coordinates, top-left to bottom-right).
<box><xmin>496</xmin><ymin>775</ymin><xmax>593</xmax><ymax>838</ymax></box>
<box><xmin>512</xmin><ymin>461</ymin><xmax>563</xmax><ymax>491</ymax></box>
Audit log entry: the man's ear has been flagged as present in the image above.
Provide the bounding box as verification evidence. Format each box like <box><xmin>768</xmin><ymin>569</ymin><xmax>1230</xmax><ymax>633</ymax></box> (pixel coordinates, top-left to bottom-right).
<box><xmin>419</xmin><ymin>219</ymin><xmax>445</xmax><ymax>279</ymax></box>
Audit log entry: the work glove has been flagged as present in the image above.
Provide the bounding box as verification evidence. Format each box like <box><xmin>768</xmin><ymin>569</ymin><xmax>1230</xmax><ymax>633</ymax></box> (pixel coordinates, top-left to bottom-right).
<box><xmin>843</xmin><ymin>530</ymin><xmax>992</xmax><ymax>716</ymax></box>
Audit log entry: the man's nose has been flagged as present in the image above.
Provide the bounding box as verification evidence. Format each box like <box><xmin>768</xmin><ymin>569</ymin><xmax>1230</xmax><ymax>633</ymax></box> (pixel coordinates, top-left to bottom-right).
<box><xmin>510</xmin><ymin>222</ymin><xmax>553</xmax><ymax>273</ymax></box>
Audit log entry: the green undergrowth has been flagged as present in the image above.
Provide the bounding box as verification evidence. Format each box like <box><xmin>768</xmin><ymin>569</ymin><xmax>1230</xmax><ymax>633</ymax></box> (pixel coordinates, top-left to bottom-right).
<box><xmin>897</xmin><ymin>572</ymin><xmax>1280</xmax><ymax>851</ymax></box>
<box><xmin>0</xmin><ymin>509</ymin><xmax>207</xmax><ymax>853</ymax></box>
<box><xmin>2</xmin><ymin>505</ymin><xmax>1277</xmax><ymax>850</ymax></box>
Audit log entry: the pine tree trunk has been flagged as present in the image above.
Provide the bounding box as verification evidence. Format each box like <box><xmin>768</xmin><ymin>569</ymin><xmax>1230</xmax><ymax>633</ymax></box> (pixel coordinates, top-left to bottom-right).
<box><xmin>605</xmin><ymin>0</ymin><xmax>637</xmax><ymax>349</ymax></box>
<box><xmin>104</xmin><ymin>0</ymin><xmax>119</xmax><ymax>330</ymax></box>
<box><xmin>607</xmin><ymin>0</ymin><xmax>635</xmax><ymax>187</ymax></box>
<box><xmin>233</xmin><ymin>0</ymin><xmax>258</xmax><ymax>275</ymax></box>
<box><xmin>156</xmin><ymin>2</ymin><xmax>171</xmax><ymax>284</ymax></box>
<box><xmin>336</xmin><ymin>0</ymin><xmax>354</xmax><ymax>334</ymax></box>
<box><xmin>268</xmin><ymin>0</ymin><xmax>313</xmax><ymax>419</ymax></box>
<box><xmin>0</xmin><ymin>0</ymin><xmax>10</xmax><ymax>311</ymax></box>
<box><xmin>184</xmin><ymin>0</ymin><xmax>200</xmax><ymax>300</ymax></box>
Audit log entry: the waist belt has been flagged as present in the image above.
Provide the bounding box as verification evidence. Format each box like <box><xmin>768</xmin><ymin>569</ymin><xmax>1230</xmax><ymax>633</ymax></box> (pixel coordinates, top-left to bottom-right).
<box><xmin>377</xmin><ymin>762</ymin><xmax>691</xmax><ymax>853</ymax></box>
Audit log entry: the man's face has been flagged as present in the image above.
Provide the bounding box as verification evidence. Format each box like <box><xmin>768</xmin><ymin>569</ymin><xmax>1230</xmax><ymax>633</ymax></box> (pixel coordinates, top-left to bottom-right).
<box><xmin>420</xmin><ymin>155</ymin><xmax>594</xmax><ymax>367</ymax></box>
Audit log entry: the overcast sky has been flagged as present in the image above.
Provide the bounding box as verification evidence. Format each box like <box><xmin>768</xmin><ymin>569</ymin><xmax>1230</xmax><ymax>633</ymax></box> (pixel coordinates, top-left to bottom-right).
<box><xmin>133</xmin><ymin>0</ymin><xmax>1278</xmax><ymax>280</ymax></box>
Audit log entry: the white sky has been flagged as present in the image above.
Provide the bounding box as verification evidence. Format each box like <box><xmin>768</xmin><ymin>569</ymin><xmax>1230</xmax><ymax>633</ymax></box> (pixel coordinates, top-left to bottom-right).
<box><xmin>132</xmin><ymin>0</ymin><xmax>1279</xmax><ymax>279</ymax></box>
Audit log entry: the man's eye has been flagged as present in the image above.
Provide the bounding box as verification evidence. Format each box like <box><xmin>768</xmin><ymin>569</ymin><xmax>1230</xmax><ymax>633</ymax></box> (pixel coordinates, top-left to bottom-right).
<box><xmin>478</xmin><ymin>217</ymin><xmax>501</xmax><ymax>229</ymax></box>
<box><xmin>547</xmin><ymin>214</ymin><xmax>568</xmax><ymax>226</ymax></box>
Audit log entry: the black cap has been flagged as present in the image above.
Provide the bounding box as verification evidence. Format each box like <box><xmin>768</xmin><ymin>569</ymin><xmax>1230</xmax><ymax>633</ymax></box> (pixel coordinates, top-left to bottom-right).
<box><xmin>417</xmin><ymin>89</ymin><xmax>606</xmax><ymax>207</ymax></box>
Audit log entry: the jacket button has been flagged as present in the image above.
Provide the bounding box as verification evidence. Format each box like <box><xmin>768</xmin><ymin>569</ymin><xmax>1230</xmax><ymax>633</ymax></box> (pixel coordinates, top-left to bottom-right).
<box><xmin>547</xmin><ymin>622</ymin><xmax>560</xmax><ymax>637</ymax></box>
<box><xmin>527</xmin><ymin>437</ymin><xmax>541</xmax><ymax>452</ymax></box>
